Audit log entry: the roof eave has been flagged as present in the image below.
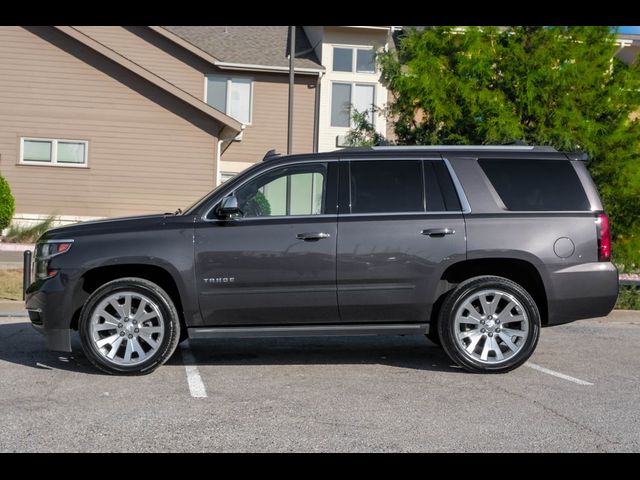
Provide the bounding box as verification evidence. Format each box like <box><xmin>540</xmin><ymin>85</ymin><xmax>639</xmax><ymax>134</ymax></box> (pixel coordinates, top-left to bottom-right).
<box><xmin>54</xmin><ymin>26</ymin><xmax>242</xmax><ymax>134</ymax></box>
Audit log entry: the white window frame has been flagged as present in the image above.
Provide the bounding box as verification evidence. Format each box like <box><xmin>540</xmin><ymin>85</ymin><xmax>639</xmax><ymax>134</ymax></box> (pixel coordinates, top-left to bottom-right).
<box><xmin>19</xmin><ymin>137</ymin><xmax>89</xmax><ymax>168</ymax></box>
<box><xmin>330</xmin><ymin>81</ymin><xmax>377</xmax><ymax>128</ymax></box>
<box><xmin>331</xmin><ymin>45</ymin><xmax>376</xmax><ymax>74</ymax></box>
<box><xmin>204</xmin><ymin>74</ymin><xmax>254</xmax><ymax>126</ymax></box>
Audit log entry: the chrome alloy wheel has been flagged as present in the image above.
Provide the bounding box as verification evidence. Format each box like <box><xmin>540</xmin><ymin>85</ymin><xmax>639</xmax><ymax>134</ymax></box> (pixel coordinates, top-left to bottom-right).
<box><xmin>453</xmin><ymin>289</ymin><xmax>529</xmax><ymax>364</ymax></box>
<box><xmin>89</xmin><ymin>291</ymin><xmax>165</xmax><ymax>366</ymax></box>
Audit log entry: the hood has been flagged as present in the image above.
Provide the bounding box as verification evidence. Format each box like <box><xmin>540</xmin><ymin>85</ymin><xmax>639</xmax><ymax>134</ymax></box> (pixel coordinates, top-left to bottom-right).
<box><xmin>40</xmin><ymin>214</ymin><xmax>169</xmax><ymax>241</ymax></box>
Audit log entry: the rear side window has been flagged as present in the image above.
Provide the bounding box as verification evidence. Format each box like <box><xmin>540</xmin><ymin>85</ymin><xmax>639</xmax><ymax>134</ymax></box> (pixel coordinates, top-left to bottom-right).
<box><xmin>424</xmin><ymin>160</ymin><xmax>462</xmax><ymax>212</ymax></box>
<box><xmin>478</xmin><ymin>159</ymin><xmax>590</xmax><ymax>211</ymax></box>
<box><xmin>350</xmin><ymin>160</ymin><xmax>423</xmax><ymax>213</ymax></box>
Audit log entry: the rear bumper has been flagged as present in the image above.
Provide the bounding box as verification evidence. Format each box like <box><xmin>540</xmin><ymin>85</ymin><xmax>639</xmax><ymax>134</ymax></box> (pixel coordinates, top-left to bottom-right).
<box><xmin>546</xmin><ymin>262</ymin><xmax>618</xmax><ymax>325</ymax></box>
<box><xmin>25</xmin><ymin>270</ymin><xmax>81</xmax><ymax>352</ymax></box>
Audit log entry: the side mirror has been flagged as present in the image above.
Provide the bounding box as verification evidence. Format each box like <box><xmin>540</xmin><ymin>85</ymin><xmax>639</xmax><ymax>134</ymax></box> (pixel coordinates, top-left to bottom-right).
<box><xmin>217</xmin><ymin>195</ymin><xmax>242</xmax><ymax>219</ymax></box>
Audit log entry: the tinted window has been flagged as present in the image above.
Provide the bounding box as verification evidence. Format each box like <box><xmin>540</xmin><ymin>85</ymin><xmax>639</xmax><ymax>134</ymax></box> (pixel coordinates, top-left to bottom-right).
<box><xmin>350</xmin><ymin>160</ymin><xmax>424</xmax><ymax>214</ymax></box>
<box><xmin>479</xmin><ymin>159</ymin><xmax>589</xmax><ymax>211</ymax></box>
<box><xmin>424</xmin><ymin>160</ymin><xmax>462</xmax><ymax>212</ymax></box>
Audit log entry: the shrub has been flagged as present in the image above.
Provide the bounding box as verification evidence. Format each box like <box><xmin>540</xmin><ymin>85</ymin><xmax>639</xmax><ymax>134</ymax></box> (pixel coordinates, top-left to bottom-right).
<box><xmin>3</xmin><ymin>216</ymin><xmax>57</xmax><ymax>243</ymax></box>
<box><xmin>0</xmin><ymin>175</ymin><xmax>15</xmax><ymax>231</ymax></box>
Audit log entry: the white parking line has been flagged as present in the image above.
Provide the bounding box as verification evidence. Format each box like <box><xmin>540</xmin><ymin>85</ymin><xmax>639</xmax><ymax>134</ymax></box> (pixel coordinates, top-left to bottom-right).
<box><xmin>525</xmin><ymin>362</ymin><xmax>594</xmax><ymax>386</ymax></box>
<box><xmin>180</xmin><ymin>340</ymin><xmax>207</xmax><ymax>398</ymax></box>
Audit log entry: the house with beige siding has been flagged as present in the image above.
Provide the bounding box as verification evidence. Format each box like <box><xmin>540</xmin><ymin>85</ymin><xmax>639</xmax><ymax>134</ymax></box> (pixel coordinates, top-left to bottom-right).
<box><xmin>0</xmin><ymin>26</ymin><xmax>332</xmax><ymax>226</ymax></box>
<box><xmin>4</xmin><ymin>26</ymin><xmax>631</xmax><ymax>227</ymax></box>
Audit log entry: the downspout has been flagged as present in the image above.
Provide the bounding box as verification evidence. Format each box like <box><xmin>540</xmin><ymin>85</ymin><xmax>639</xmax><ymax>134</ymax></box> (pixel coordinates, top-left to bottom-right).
<box><xmin>215</xmin><ymin>126</ymin><xmax>244</xmax><ymax>187</ymax></box>
<box><xmin>313</xmin><ymin>71</ymin><xmax>323</xmax><ymax>153</ymax></box>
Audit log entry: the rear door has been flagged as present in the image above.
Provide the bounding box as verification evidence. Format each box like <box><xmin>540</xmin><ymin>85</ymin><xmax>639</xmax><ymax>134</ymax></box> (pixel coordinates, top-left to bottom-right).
<box><xmin>336</xmin><ymin>157</ymin><xmax>467</xmax><ymax>323</ymax></box>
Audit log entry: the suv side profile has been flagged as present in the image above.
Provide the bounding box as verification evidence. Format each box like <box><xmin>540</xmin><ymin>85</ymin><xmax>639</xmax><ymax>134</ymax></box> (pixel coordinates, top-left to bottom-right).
<box><xmin>25</xmin><ymin>146</ymin><xmax>619</xmax><ymax>374</ymax></box>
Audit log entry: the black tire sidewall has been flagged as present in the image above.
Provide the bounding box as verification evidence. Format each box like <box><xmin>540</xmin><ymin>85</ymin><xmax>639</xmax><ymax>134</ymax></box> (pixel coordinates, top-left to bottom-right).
<box><xmin>79</xmin><ymin>277</ymin><xmax>180</xmax><ymax>375</ymax></box>
<box><xmin>438</xmin><ymin>276</ymin><xmax>540</xmax><ymax>373</ymax></box>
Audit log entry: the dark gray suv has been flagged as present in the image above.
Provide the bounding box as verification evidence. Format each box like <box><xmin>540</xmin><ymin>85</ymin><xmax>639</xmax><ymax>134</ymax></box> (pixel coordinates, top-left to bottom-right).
<box><xmin>25</xmin><ymin>145</ymin><xmax>619</xmax><ymax>375</ymax></box>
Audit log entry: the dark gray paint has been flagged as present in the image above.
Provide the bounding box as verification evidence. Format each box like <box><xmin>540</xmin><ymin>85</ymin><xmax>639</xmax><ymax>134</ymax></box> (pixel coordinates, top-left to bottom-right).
<box><xmin>25</xmin><ymin>147</ymin><xmax>618</xmax><ymax>352</ymax></box>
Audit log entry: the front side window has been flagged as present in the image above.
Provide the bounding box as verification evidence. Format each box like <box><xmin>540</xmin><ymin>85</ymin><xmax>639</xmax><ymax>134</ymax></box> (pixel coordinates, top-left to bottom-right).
<box><xmin>349</xmin><ymin>160</ymin><xmax>424</xmax><ymax>214</ymax></box>
<box><xmin>331</xmin><ymin>82</ymin><xmax>375</xmax><ymax>128</ymax></box>
<box><xmin>21</xmin><ymin>138</ymin><xmax>87</xmax><ymax>167</ymax></box>
<box><xmin>231</xmin><ymin>163</ymin><xmax>327</xmax><ymax>218</ymax></box>
<box><xmin>206</xmin><ymin>75</ymin><xmax>252</xmax><ymax>124</ymax></box>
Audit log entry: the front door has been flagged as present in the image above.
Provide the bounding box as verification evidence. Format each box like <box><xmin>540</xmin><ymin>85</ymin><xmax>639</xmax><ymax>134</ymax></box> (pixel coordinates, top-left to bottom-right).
<box><xmin>195</xmin><ymin>161</ymin><xmax>339</xmax><ymax>326</ymax></box>
<box><xmin>337</xmin><ymin>158</ymin><xmax>467</xmax><ymax>323</ymax></box>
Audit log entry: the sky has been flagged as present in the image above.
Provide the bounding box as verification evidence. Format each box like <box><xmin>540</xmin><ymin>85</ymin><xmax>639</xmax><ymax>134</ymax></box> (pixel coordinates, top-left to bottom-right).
<box><xmin>617</xmin><ymin>26</ymin><xmax>640</xmax><ymax>34</ymax></box>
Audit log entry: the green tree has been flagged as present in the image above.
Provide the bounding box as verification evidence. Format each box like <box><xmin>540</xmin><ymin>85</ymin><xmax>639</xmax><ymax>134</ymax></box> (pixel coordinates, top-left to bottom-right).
<box><xmin>0</xmin><ymin>175</ymin><xmax>15</xmax><ymax>232</ymax></box>
<box><xmin>361</xmin><ymin>26</ymin><xmax>640</xmax><ymax>269</ymax></box>
<box><xmin>345</xmin><ymin>109</ymin><xmax>386</xmax><ymax>147</ymax></box>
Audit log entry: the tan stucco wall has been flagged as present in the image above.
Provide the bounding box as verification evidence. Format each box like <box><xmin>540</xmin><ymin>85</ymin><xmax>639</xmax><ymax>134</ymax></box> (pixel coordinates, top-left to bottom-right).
<box><xmin>0</xmin><ymin>26</ymin><xmax>221</xmax><ymax>218</ymax></box>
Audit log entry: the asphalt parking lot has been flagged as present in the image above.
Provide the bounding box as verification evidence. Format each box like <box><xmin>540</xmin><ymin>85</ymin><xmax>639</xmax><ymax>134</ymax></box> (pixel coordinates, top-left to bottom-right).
<box><xmin>1</xmin><ymin>310</ymin><xmax>639</xmax><ymax>452</ymax></box>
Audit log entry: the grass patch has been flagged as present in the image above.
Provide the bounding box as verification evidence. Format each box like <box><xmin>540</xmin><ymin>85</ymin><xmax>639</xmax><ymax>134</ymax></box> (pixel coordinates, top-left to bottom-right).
<box><xmin>2</xmin><ymin>216</ymin><xmax>56</xmax><ymax>243</ymax></box>
<box><xmin>616</xmin><ymin>285</ymin><xmax>640</xmax><ymax>310</ymax></box>
<box><xmin>0</xmin><ymin>269</ymin><xmax>23</xmax><ymax>301</ymax></box>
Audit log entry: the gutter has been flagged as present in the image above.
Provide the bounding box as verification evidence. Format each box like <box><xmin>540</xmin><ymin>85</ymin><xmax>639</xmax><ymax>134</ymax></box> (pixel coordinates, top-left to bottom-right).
<box><xmin>215</xmin><ymin>126</ymin><xmax>245</xmax><ymax>186</ymax></box>
<box><xmin>214</xmin><ymin>61</ymin><xmax>324</xmax><ymax>76</ymax></box>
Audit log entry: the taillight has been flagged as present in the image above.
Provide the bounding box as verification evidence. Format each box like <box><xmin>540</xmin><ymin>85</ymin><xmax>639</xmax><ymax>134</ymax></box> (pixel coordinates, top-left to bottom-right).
<box><xmin>595</xmin><ymin>213</ymin><xmax>611</xmax><ymax>262</ymax></box>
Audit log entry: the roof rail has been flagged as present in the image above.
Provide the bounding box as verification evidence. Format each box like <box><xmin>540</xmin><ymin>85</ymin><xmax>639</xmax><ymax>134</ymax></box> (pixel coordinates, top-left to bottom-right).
<box><xmin>370</xmin><ymin>145</ymin><xmax>558</xmax><ymax>152</ymax></box>
<box><xmin>262</xmin><ymin>149</ymin><xmax>281</xmax><ymax>161</ymax></box>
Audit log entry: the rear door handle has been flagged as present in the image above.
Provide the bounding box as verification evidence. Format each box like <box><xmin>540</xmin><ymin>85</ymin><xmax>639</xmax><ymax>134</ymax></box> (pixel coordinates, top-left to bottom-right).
<box><xmin>296</xmin><ymin>232</ymin><xmax>331</xmax><ymax>241</ymax></box>
<box><xmin>421</xmin><ymin>228</ymin><xmax>455</xmax><ymax>237</ymax></box>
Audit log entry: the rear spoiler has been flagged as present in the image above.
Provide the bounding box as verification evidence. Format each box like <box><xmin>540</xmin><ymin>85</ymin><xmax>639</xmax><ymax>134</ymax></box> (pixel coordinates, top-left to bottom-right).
<box><xmin>564</xmin><ymin>152</ymin><xmax>589</xmax><ymax>162</ymax></box>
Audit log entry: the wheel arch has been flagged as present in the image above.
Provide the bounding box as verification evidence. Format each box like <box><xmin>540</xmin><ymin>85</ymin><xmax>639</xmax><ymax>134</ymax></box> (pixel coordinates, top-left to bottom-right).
<box><xmin>70</xmin><ymin>263</ymin><xmax>188</xmax><ymax>333</ymax></box>
<box><xmin>431</xmin><ymin>257</ymin><xmax>549</xmax><ymax>326</ymax></box>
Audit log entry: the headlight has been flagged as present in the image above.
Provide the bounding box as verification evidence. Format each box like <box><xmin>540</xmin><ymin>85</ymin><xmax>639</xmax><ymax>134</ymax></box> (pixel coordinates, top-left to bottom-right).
<box><xmin>34</xmin><ymin>239</ymin><xmax>74</xmax><ymax>280</ymax></box>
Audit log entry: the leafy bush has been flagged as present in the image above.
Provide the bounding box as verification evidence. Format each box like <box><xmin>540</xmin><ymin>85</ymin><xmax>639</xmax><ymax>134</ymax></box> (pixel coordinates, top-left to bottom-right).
<box><xmin>0</xmin><ymin>175</ymin><xmax>15</xmax><ymax>231</ymax></box>
<box><xmin>616</xmin><ymin>285</ymin><xmax>640</xmax><ymax>310</ymax></box>
<box><xmin>3</xmin><ymin>216</ymin><xmax>57</xmax><ymax>243</ymax></box>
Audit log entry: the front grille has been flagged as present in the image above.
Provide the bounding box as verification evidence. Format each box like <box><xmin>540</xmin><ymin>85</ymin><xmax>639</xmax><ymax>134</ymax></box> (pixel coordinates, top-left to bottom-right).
<box><xmin>28</xmin><ymin>310</ymin><xmax>43</xmax><ymax>326</ymax></box>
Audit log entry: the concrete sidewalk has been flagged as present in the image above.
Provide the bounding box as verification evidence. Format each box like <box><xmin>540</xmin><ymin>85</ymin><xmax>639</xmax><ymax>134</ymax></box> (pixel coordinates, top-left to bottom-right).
<box><xmin>0</xmin><ymin>301</ymin><xmax>27</xmax><ymax>317</ymax></box>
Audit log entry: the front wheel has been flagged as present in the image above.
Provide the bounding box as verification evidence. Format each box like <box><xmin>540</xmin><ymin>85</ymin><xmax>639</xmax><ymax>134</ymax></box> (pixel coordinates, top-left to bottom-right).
<box><xmin>79</xmin><ymin>277</ymin><xmax>181</xmax><ymax>375</ymax></box>
<box><xmin>438</xmin><ymin>276</ymin><xmax>540</xmax><ymax>373</ymax></box>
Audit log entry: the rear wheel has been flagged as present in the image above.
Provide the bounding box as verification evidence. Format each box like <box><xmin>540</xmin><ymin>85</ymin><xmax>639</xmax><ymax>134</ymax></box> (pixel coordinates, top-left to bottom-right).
<box><xmin>79</xmin><ymin>277</ymin><xmax>181</xmax><ymax>375</ymax></box>
<box><xmin>438</xmin><ymin>276</ymin><xmax>540</xmax><ymax>373</ymax></box>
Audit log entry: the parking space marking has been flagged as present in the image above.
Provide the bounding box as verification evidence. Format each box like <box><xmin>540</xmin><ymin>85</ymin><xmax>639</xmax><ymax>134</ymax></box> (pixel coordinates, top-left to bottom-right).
<box><xmin>525</xmin><ymin>362</ymin><xmax>593</xmax><ymax>386</ymax></box>
<box><xmin>180</xmin><ymin>340</ymin><xmax>207</xmax><ymax>398</ymax></box>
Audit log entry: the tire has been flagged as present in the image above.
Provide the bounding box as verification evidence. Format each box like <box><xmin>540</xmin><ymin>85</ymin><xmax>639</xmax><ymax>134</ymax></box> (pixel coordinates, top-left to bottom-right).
<box><xmin>438</xmin><ymin>276</ymin><xmax>540</xmax><ymax>373</ymax></box>
<box><xmin>79</xmin><ymin>277</ymin><xmax>181</xmax><ymax>375</ymax></box>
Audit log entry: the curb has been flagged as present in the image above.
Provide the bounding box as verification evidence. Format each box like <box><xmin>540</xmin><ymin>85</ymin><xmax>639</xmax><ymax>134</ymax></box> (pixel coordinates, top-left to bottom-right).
<box><xmin>0</xmin><ymin>243</ymin><xmax>34</xmax><ymax>252</ymax></box>
<box><xmin>0</xmin><ymin>312</ymin><xmax>28</xmax><ymax>317</ymax></box>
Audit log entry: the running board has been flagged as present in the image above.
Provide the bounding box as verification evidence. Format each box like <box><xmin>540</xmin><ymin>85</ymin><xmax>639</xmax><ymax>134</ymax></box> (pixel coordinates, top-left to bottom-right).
<box><xmin>188</xmin><ymin>323</ymin><xmax>429</xmax><ymax>339</ymax></box>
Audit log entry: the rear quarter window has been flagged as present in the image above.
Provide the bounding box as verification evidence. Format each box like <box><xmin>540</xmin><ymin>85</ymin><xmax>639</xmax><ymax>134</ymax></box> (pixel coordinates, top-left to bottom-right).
<box><xmin>478</xmin><ymin>159</ymin><xmax>590</xmax><ymax>211</ymax></box>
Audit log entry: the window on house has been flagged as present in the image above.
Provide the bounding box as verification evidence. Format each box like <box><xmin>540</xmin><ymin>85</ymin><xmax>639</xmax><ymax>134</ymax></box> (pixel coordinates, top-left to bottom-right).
<box><xmin>331</xmin><ymin>82</ymin><xmax>375</xmax><ymax>128</ymax></box>
<box><xmin>220</xmin><ymin>172</ymin><xmax>237</xmax><ymax>184</ymax></box>
<box><xmin>332</xmin><ymin>47</ymin><xmax>376</xmax><ymax>73</ymax></box>
<box><xmin>21</xmin><ymin>138</ymin><xmax>87</xmax><ymax>167</ymax></box>
<box><xmin>333</xmin><ymin>48</ymin><xmax>353</xmax><ymax>72</ymax></box>
<box><xmin>356</xmin><ymin>49</ymin><xmax>375</xmax><ymax>73</ymax></box>
<box><xmin>206</xmin><ymin>75</ymin><xmax>252</xmax><ymax>125</ymax></box>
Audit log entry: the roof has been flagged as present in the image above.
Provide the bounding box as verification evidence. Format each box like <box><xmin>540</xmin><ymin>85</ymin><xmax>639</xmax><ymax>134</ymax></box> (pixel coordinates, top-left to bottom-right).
<box><xmin>162</xmin><ymin>26</ymin><xmax>323</xmax><ymax>72</ymax></box>
<box><xmin>261</xmin><ymin>145</ymin><xmax>589</xmax><ymax>163</ymax></box>
<box><xmin>55</xmin><ymin>26</ymin><xmax>242</xmax><ymax>137</ymax></box>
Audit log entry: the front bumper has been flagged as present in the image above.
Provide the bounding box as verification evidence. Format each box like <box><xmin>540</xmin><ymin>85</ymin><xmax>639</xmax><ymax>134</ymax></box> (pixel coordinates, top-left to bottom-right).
<box><xmin>25</xmin><ymin>269</ymin><xmax>81</xmax><ymax>352</ymax></box>
<box><xmin>546</xmin><ymin>261</ymin><xmax>619</xmax><ymax>325</ymax></box>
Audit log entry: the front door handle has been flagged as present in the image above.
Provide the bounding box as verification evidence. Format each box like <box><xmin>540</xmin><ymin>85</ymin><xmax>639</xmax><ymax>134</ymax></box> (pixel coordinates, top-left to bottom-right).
<box><xmin>421</xmin><ymin>228</ymin><xmax>456</xmax><ymax>237</ymax></box>
<box><xmin>296</xmin><ymin>232</ymin><xmax>331</xmax><ymax>241</ymax></box>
